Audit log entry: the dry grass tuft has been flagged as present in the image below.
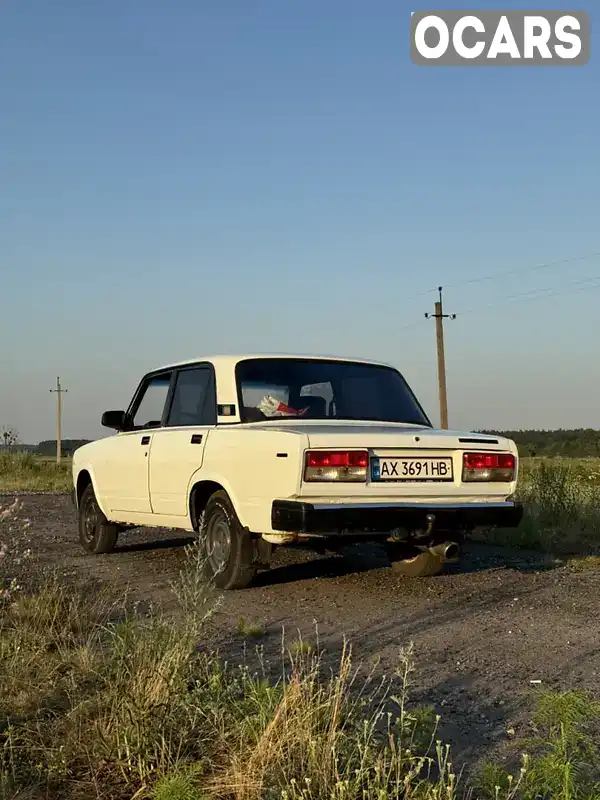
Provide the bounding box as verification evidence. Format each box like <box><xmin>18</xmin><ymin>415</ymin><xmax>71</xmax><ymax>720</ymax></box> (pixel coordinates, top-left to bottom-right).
<box><xmin>236</xmin><ymin>617</ymin><xmax>267</xmax><ymax>638</ymax></box>
<box><xmin>565</xmin><ymin>554</ymin><xmax>600</xmax><ymax>571</ymax></box>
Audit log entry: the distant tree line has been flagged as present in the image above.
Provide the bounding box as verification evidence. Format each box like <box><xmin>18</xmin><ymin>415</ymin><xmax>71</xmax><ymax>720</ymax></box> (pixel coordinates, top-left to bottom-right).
<box><xmin>36</xmin><ymin>440</ymin><xmax>92</xmax><ymax>456</ymax></box>
<box><xmin>481</xmin><ymin>428</ymin><xmax>600</xmax><ymax>458</ymax></box>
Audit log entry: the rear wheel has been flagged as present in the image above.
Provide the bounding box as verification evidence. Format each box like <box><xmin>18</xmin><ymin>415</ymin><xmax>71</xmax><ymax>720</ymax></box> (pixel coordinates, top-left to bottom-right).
<box><xmin>386</xmin><ymin>542</ymin><xmax>448</xmax><ymax>578</ymax></box>
<box><xmin>199</xmin><ymin>491</ymin><xmax>257</xmax><ymax>590</ymax></box>
<box><xmin>78</xmin><ymin>484</ymin><xmax>119</xmax><ymax>554</ymax></box>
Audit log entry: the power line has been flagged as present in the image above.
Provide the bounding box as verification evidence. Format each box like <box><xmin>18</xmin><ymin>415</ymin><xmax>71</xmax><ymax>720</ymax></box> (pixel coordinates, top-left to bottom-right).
<box><xmin>397</xmin><ymin>271</ymin><xmax>600</xmax><ymax>331</ymax></box>
<box><xmin>396</xmin><ymin>262</ymin><xmax>600</xmax><ymax>429</ymax></box>
<box><xmin>398</xmin><ymin>248</ymin><xmax>600</xmax><ymax>305</ymax></box>
<box><xmin>440</xmin><ymin>250</ymin><xmax>600</xmax><ymax>293</ymax></box>
<box><xmin>457</xmin><ymin>273</ymin><xmax>600</xmax><ymax>318</ymax></box>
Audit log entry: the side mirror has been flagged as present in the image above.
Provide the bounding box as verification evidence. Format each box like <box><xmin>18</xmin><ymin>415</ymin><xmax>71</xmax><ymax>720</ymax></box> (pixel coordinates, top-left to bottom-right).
<box><xmin>101</xmin><ymin>410</ymin><xmax>127</xmax><ymax>431</ymax></box>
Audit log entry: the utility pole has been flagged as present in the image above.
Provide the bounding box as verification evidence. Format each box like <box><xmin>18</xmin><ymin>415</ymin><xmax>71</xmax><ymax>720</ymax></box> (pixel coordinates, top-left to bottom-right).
<box><xmin>49</xmin><ymin>377</ymin><xmax>68</xmax><ymax>464</ymax></box>
<box><xmin>425</xmin><ymin>287</ymin><xmax>456</xmax><ymax>430</ymax></box>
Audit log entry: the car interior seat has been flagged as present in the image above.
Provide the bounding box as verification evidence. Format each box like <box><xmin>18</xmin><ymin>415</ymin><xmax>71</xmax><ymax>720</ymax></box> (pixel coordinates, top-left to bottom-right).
<box><xmin>300</xmin><ymin>395</ymin><xmax>327</xmax><ymax>418</ymax></box>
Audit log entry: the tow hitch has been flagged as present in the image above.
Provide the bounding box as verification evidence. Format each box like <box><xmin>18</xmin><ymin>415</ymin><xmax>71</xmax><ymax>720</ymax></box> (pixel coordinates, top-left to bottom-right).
<box><xmin>423</xmin><ymin>513</ymin><xmax>435</xmax><ymax>536</ymax></box>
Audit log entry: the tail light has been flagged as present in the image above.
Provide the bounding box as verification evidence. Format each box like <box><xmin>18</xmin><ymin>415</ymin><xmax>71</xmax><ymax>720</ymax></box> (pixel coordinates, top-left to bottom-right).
<box><xmin>304</xmin><ymin>450</ymin><xmax>368</xmax><ymax>482</ymax></box>
<box><xmin>462</xmin><ymin>452</ymin><xmax>516</xmax><ymax>483</ymax></box>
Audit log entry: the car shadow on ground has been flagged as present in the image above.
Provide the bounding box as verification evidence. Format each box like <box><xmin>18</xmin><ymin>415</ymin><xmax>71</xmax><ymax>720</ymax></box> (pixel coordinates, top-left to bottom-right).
<box><xmin>111</xmin><ymin>529</ymin><xmax>562</xmax><ymax>582</ymax></box>
<box><xmin>251</xmin><ymin>551</ymin><xmax>384</xmax><ymax>586</ymax></box>
<box><xmin>251</xmin><ymin>540</ymin><xmax>563</xmax><ymax>588</ymax></box>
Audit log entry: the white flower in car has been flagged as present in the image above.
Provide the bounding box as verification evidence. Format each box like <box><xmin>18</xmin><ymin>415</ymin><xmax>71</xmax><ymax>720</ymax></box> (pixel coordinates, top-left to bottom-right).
<box><xmin>258</xmin><ymin>394</ymin><xmax>308</xmax><ymax>417</ymax></box>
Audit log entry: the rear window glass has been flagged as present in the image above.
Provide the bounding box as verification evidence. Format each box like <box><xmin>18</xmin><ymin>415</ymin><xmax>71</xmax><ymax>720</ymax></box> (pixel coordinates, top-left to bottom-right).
<box><xmin>235</xmin><ymin>358</ymin><xmax>430</xmax><ymax>425</ymax></box>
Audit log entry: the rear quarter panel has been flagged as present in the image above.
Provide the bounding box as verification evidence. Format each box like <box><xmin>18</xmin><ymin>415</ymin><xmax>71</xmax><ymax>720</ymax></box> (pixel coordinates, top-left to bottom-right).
<box><xmin>188</xmin><ymin>427</ymin><xmax>307</xmax><ymax>532</ymax></box>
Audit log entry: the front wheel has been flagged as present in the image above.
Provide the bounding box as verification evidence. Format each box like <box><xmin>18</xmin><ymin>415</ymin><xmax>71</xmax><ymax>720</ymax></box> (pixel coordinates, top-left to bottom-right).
<box><xmin>199</xmin><ymin>491</ymin><xmax>257</xmax><ymax>590</ymax></box>
<box><xmin>78</xmin><ymin>484</ymin><xmax>119</xmax><ymax>554</ymax></box>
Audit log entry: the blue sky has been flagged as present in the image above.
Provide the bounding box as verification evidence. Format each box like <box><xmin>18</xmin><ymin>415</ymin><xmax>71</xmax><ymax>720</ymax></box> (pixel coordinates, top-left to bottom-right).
<box><xmin>1</xmin><ymin>0</ymin><xmax>599</xmax><ymax>443</ymax></box>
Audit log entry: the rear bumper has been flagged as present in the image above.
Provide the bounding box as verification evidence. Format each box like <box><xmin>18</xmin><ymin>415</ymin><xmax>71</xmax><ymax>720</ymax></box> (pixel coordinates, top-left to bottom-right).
<box><xmin>271</xmin><ymin>499</ymin><xmax>524</xmax><ymax>535</ymax></box>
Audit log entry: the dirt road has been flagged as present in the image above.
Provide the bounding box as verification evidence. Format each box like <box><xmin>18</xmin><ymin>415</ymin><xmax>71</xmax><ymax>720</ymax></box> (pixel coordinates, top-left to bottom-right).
<box><xmin>3</xmin><ymin>492</ymin><xmax>600</xmax><ymax>777</ymax></box>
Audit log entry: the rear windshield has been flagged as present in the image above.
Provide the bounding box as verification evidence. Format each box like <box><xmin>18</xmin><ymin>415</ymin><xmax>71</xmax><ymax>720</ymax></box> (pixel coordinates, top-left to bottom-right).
<box><xmin>235</xmin><ymin>358</ymin><xmax>431</xmax><ymax>426</ymax></box>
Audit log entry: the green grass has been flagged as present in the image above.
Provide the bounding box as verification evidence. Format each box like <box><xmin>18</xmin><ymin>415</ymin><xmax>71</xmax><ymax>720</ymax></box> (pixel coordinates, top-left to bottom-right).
<box><xmin>237</xmin><ymin>616</ymin><xmax>267</xmax><ymax>638</ymax></box>
<box><xmin>482</xmin><ymin>458</ymin><xmax>600</xmax><ymax>555</ymax></box>
<box><xmin>0</xmin><ymin>452</ymin><xmax>72</xmax><ymax>492</ymax></box>
<box><xmin>566</xmin><ymin>555</ymin><xmax>600</xmax><ymax>571</ymax></box>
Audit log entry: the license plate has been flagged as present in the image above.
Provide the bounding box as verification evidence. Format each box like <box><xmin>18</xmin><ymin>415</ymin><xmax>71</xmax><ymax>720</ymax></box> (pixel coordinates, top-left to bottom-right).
<box><xmin>371</xmin><ymin>457</ymin><xmax>454</xmax><ymax>482</ymax></box>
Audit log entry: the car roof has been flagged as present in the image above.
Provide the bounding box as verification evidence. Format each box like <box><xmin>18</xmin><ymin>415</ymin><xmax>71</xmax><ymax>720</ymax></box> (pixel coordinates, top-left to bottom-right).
<box><xmin>152</xmin><ymin>352</ymin><xmax>395</xmax><ymax>373</ymax></box>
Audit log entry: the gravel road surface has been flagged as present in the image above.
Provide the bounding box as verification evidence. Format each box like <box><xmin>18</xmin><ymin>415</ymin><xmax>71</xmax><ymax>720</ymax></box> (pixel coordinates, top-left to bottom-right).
<box><xmin>3</xmin><ymin>492</ymin><xmax>600</xmax><ymax>777</ymax></box>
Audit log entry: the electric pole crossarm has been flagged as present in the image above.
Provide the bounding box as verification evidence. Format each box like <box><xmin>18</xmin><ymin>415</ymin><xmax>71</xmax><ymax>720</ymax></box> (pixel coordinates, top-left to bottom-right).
<box><xmin>424</xmin><ymin>287</ymin><xmax>456</xmax><ymax>430</ymax></box>
<box><xmin>49</xmin><ymin>377</ymin><xmax>68</xmax><ymax>464</ymax></box>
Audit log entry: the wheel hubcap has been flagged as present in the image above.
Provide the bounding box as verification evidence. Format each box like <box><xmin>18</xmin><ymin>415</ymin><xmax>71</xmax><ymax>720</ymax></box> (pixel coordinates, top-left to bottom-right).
<box><xmin>83</xmin><ymin>498</ymin><xmax>100</xmax><ymax>543</ymax></box>
<box><xmin>206</xmin><ymin>513</ymin><xmax>231</xmax><ymax>573</ymax></box>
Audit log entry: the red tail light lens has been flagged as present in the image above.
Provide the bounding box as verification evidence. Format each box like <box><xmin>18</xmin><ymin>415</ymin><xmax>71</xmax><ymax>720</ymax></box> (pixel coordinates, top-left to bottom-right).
<box><xmin>463</xmin><ymin>453</ymin><xmax>515</xmax><ymax>470</ymax></box>
<box><xmin>304</xmin><ymin>450</ymin><xmax>369</xmax><ymax>482</ymax></box>
<box><xmin>462</xmin><ymin>452</ymin><xmax>516</xmax><ymax>482</ymax></box>
<box><xmin>306</xmin><ymin>450</ymin><xmax>368</xmax><ymax>468</ymax></box>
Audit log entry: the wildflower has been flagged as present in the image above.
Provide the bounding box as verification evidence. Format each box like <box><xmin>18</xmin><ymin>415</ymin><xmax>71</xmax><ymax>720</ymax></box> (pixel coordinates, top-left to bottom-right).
<box><xmin>0</xmin><ymin>497</ymin><xmax>22</xmax><ymax>520</ymax></box>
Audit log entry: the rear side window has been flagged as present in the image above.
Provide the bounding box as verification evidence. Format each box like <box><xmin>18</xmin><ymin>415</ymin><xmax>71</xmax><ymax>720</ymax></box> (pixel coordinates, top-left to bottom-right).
<box><xmin>167</xmin><ymin>367</ymin><xmax>216</xmax><ymax>427</ymax></box>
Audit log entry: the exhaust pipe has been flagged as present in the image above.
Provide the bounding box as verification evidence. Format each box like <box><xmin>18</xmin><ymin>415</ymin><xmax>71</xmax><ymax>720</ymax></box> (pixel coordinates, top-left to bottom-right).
<box><xmin>428</xmin><ymin>541</ymin><xmax>460</xmax><ymax>562</ymax></box>
<box><xmin>442</xmin><ymin>542</ymin><xmax>460</xmax><ymax>561</ymax></box>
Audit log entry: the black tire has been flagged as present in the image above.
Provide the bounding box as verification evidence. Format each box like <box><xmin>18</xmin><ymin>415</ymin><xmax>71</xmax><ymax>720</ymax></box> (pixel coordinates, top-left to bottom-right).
<box><xmin>78</xmin><ymin>484</ymin><xmax>119</xmax><ymax>555</ymax></box>
<box><xmin>386</xmin><ymin>542</ymin><xmax>446</xmax><ymax>578</ymax></box>
<box><xmin>199</xmin><ymin>490</ymin><xmax>257</xmax><ymax>590</ymax></box>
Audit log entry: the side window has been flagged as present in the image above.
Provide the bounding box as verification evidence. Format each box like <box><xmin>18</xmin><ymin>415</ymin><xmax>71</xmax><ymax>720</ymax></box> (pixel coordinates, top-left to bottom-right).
<box><xmin>132</xmin><ymin>373</ymin><xmax>172</xmax><ymax>429</ymax></box>
<box><xmin>167</xmin><ymin>367</ymin><xmax>216</xmax><ymax>427</ymax></box>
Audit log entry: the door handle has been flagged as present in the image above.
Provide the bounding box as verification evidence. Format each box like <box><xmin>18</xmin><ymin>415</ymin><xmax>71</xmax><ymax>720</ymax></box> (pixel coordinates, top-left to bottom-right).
<box><xmin>141</xmin><ymin>435</ymin><xmax>150</xmax><ymax>445</ymax></box>
<box><xmin>190</xmin><ymin>434</ymin><xmax>203</xmax><ymax>444</ymax></box>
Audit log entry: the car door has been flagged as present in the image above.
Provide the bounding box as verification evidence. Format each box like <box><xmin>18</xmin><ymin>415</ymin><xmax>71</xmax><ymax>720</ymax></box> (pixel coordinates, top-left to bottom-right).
<box><xmin>102</xmin><ymin>371</ymin><xmax>173</xmax><ymax>515</ymax></box>
<box><xmin>148</xmin><ymin>364</ymin><xmax>217</xmax><ymax>517</ymax></box>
